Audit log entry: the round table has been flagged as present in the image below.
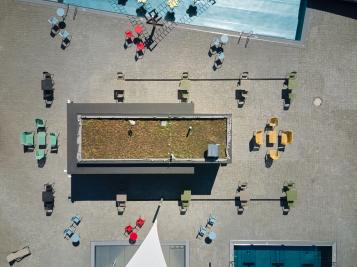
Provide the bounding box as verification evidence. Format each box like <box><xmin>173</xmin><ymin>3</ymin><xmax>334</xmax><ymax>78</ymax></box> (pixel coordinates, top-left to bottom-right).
<box><xmin>220</xmin><ymin>34</ymin><xmax>229</xmax><ymax>45</ymax></box>
<box><xmin>71</xmin><ymin>233</ymin><xmax>80</xmax><ymax>244</ymax></box>
<box><xmin>129</xmin><ymin>232</ymin><xmax>138</xmax><ymax>242</ymax></box>
<box><xmin>56</xmin><ymin>8</ymin><xmax>65</xmax><ymax>17</ymax></box>
<box><xmin>208</xmin><ymin>231</ymin><xmax>216</xmax><ymax>241</ymax></box>
<box><xmin>59</xmin><ymin>21</ymin><xmax>66</xmax><ymax>29</ymax></box>
<box><xmin>211</xmin><ymin>37</ymin><xmax>220</xmax><ymax>47</ymax></box>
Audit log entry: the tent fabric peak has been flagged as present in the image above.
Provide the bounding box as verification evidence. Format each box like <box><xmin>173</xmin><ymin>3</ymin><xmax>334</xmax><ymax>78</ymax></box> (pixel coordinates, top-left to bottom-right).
<box><xmin>125</xmin><ymin>220</ymin><xmax>167</xmax><ymax>267</ymax></box>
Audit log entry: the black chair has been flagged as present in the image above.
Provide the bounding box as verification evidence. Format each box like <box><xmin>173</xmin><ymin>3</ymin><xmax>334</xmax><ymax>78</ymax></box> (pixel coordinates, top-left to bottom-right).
<box><xmin>282</xmin><ymin>88</ymin><xmax>292</xmax><ymax>110</ymax></box>
<box><xmin>50</xmin><ymin>24</ymin><xmax>60</xmax><ymax>38</ymax></box>
<box><xmin>43</xmin><ymin>72</ymin><xmax>50</xmax><ymax>79</ymax></box>
<box><xmin>61</xmin><ymin>37</ymin><xmax>71</xmax><ymax>50</ymax></box>
<box><xmin>235</xmin><ymin>89</ymin><xmax>248</xmax><ymax>108</ymax></box>
<box><xmin>124</xmin><ymin>37</ymin><xmax>133</xmax><ymax>49</ymax></box>
<box><xmin>43</xmin><ymin>90</ymin><xmax>54</xmax><ymax>107</ymax></box>
<box><xmin>135</xmin><ymin>50</ymin><xmax>144</xmax><ymax>61</ymax></box>
<box><xmin>114</xmin><ymin>90</ymin><xmax>124</xmax><ymax>102</ymax></box>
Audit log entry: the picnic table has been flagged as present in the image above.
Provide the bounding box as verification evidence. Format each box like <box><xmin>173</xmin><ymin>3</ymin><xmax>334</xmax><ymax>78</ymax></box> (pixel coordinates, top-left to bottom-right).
<box><xmin>179</xmin><ymin>79</ymin><xmax>191</xmax><ymax>90</ymax></box>
<box><xmin>38</xmin><ymin>132</ymin><xmax>46</xmax><ymax>147</ymax></box>
<box><xmin>288</xmin><ymin>77</ymin><xmax>298</xmax><ymax>89</ymax></box>
<box><xmin>239</xmin><ymin>190</ymin><xmax>250</xmax><ymax>204</ymax></box>
<box><xmin>41</xmin><ymin>79</ymin><xmax>53</xmax><ymax>91</ymax></box>
<box><xmin>42</xmin><ymin>191</ymin><xmax>54</xmax><ymax>203</ymax></box>
<box><xmin>181</xmin><ymin>190</ymin><xmax>191</xmax><ymax>202</ymax></box>
<box><xmin>286</xmin><ymin>189</ymin><xmax>297</xmax><ymax>207</ymax></box>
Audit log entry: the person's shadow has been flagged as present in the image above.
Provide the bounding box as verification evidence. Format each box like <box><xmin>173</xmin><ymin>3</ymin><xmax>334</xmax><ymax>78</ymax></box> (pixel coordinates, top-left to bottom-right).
<box><xmin>264</xmin><ymin>154</ymin><xmax>273</xmax><ymax>168</ymax></box>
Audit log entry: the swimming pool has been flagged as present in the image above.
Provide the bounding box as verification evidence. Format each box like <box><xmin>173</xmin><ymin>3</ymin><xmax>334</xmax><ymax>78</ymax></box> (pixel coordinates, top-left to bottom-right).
<box><xmin>50</xmin><ymin>0</ymin><xmax>307</xmax><ymax>40</ymax></box>
<box><xmin>230</xmin><ymin>241</ymin><xmax>336</xmax><ymax>267</ymax></box>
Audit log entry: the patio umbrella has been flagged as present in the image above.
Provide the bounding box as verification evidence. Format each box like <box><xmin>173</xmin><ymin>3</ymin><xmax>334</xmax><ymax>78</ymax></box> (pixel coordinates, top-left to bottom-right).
<box><xmin>134</xmin><ymin>25</ymin><xmax>143</xmax><ymax>35</ymax></box>
<box><xmin>220</xmin><ymin>34</ymin><xmax>229</xmax><ymax>45</ymax></box>
<box><xmin>186</xmin><ymin>5</ymin><xmax>197</xmax><ymax>17</ymax></box>
<box><xmin>165</xmin><ymin>11</ymin><xmax>175</xmax><ymax>22</ymax></box>
<box><xmin>118</xmin><ymin>0</ymin><xmax>128</xmax><ymax>6</ymax></box>
<box><xmin>136</xmin><ymin>6</ymin><xmax>147</xmax><ymax>18</ymax></box>
<box><xmin>125</xmin><ymin>31</ymin><xmax>133</xmax><ymax>38</ymax></box>
<box><xmin>125</xmin><ymin>220</ymin><xmax>167</xmax><ymax>267</ymax></box>
<box><xmin>136</xmin><ymin>42</ymin><xmax>145</xmax><ymax>50</ymax></box>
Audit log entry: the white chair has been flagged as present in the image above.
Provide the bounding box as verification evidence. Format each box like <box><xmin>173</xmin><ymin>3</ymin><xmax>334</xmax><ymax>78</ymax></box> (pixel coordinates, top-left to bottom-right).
<box><xmin>59</xmin><ymin>30</ymin><xmax>70</xmax><ymax>39</ymax></box>
<box><xmin>48</xmin><ymin>16</ymin><xmax>59</xmax><ymax>26</ymax></box>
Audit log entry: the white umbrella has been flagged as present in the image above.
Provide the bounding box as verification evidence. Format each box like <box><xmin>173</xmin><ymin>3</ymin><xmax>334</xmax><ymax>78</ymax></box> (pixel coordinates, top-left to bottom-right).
<box><xmin>125</xmin><ymin>220</ymin><xmax>167</xmax><ymax>267</ymax></box>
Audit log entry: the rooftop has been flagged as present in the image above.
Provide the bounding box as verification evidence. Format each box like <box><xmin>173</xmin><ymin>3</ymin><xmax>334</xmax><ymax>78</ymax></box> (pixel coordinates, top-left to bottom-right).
<box><xmin>81</xmin><ymin>117</ymin><xmax>227</xmax><ymax>160</ymax></box>
<box><xmin>1</xmin><ymin>0</ymin><xmax>356</xmax><ymax>267</ymax></box>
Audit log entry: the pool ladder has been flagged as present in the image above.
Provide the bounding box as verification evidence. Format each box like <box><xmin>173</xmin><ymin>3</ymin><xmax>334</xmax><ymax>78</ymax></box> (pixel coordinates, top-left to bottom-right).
<box><xmin>237</xmin><ymin>31</ymin><xmax>255</xmax><ymax>48</ymax></box>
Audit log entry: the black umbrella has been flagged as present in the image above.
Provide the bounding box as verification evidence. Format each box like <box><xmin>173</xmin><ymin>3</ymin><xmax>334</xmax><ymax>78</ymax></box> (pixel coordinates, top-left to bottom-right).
<box><xmin>117</xmin><ymin>0</ymin><xmax>128</xmax><ymax>6</ymax></box>
<box><xmin>165</xmin><ymin>11</ymin><xmax>175</xmax><ymax>22</ymax></box>
<box><xmin>186</xmin><ymin>5</ymin><xmax>197</xmax><ymax>17</ymax></box>
<box><xmin>136</xmin><ymin>5</ymin><xmax>147</xmax><ymax>18</ymax></box>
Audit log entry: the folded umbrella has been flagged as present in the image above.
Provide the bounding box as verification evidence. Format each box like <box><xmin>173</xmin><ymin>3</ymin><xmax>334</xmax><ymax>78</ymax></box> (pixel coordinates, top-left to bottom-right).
<box><xmin>134</xmin><ymin>25</ymin><xmax>143</xmax><ymax>35</ymax></box>
<box><xmin>136</xmin><ymin>42</ymin><xmax>145</xmax><ymax>50</ymax></box>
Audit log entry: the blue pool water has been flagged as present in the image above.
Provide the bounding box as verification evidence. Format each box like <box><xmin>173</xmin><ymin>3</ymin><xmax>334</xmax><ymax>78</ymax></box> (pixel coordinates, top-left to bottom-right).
<box><xmin>234</xmin><ymin>245</ymin><xmax>332</xmax><ymax>267</ymax></box>
<box><xmin>52</xmin><ymin>0</ymin><xmax>307</xmax><ymax>40</ymax></box>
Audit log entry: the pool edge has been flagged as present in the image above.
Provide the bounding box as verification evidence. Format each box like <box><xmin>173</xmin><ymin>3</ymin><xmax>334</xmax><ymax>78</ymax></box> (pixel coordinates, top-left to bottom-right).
<box><xmin>229</xmin><ymin>240</ymin><xmax>336</xmax><ymax>266</ymax></box>
<box><xmin>16</xmin><ymin>0</ymin><xmax>310</xmax><ymax>48</ymax></box>
<box><xmin>91</xmin><ymin>240</ymin><xmax>190</xmax><ymax>267</ymax></box>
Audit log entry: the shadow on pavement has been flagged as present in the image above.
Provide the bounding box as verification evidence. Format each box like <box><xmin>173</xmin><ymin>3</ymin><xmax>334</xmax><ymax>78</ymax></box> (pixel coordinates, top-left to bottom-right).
<box><xmin>70</xmin><ymin>165</ymin><xmax>219</xmax><ymax>201</ymax></box>
<box><xmin>308</xmin><ymin>0</ymin><xmax>357</xmax><ymax>20</ymax></box>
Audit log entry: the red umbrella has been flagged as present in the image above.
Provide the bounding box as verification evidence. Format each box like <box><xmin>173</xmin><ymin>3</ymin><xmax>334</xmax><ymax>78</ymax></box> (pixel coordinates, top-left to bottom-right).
<box><xmin>134</xmin><ymin>25</ymin><xmax>143</xmax><ymax>35</ymax></box>
<box><xmin>125</xmin><ymin>31</ymin><xmax>133</xmax><ymax>38</ymax></box>
<box><xmin>136</xmin><ymin>42</ymin><xmax>145</xmax><ymax>50</ymax></box>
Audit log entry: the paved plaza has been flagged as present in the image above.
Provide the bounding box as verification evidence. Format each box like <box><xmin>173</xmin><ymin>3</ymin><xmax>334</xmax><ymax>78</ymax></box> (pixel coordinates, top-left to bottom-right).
<box><xmin>0</xmin><ymin>0</ymin><xmax>356</xmax><ymax>266</ymax></box>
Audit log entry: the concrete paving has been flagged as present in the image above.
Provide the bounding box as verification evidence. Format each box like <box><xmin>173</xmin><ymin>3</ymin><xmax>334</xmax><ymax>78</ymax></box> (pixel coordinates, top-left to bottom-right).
<box><xmin>0</xmin><ymin>0</ymin><xmax>356</xmax><ymax>266</ymax></box>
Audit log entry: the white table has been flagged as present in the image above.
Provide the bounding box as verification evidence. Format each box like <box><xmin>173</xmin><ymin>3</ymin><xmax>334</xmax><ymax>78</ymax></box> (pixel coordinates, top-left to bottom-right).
<box><xmin>56</xmin><ymin>8</ymin><xmax>65</xmax><ymax>17</ymax></box>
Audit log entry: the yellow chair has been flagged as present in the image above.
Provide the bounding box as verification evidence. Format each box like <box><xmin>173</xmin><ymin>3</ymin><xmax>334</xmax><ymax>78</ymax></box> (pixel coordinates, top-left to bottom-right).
<box><xmin>280</xmin><ymin>130</ymin><xmax>293</xmax><ymax>145</ymax></box>
<box><xmin>254</xmin><ymin>130</ymin><xmax>263</xmax><ymax>146</ymax></box>
<box><xmin>267</xmin><ymin>117</ymin><xmax>278</xmax><ymax>129</ymax></box>
<box><xmin>167</xmin><ymin>0</ymin><xmax>179</xmax><ymax>9</ymax></box>
<box><xmin>267</xmin><ymin>150</ymin><xmax>280</xmax><ymax>160</ymax></box>
<box><xmin>267</xmin><ymin>131</ymin><xmax>277</xmax><ymax>144</ymax></box>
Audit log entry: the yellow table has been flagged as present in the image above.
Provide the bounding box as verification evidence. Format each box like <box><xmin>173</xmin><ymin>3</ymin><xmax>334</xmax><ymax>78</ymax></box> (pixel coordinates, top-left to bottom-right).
<box><xmin>255</xmin><ymin>131</ymin><xmax>263</xmax><ymax>145</ymax></box>
<box><xmin>281</xmin><ymin>133</ymin><xmax>288</xmax><ymax>145</ymax></box>
<box><xmin>268</xmin><ymin>131</ymin><xmax>277</xmax><ymax>144</ymax></box>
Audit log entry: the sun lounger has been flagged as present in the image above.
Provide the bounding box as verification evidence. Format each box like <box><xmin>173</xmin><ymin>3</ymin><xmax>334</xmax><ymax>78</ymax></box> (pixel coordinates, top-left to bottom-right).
<box><xmin>6</xmin><ymin>246</ymin><xmax>31</xmax><ymax>264</ymax></box>
<box><xmin>197</xmin><ymin>226</ymin><xmax>208</xmax><ymax>239</ymax></box>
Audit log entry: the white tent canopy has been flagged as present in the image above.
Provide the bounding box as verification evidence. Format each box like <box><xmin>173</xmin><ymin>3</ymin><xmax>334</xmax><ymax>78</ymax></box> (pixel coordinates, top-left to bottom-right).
<box><xmin>125</xmin><ymin>220</ymin><xmax>167</xmax><ymax>267</ymax></box>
